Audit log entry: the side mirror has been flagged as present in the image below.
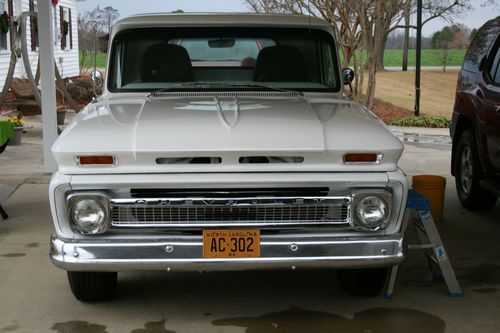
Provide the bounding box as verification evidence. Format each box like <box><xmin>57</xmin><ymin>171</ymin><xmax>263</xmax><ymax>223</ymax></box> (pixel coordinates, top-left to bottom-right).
<box><xmin>342</xmin><ymin>67</ymin><xmax>355</xmax><ymax>85</ymax></box>
<box><xmin>90</xmin><ymin>70</ymin><xmax>103</xmax><ymax>88</ymax></box>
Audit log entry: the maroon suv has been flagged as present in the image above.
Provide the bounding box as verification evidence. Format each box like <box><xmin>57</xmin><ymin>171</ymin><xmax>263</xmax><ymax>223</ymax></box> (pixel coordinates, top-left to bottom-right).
<box><xmin>451</xmin><ymin>16</ymin><xmax>500</xmax><ymax>210</ymax></box>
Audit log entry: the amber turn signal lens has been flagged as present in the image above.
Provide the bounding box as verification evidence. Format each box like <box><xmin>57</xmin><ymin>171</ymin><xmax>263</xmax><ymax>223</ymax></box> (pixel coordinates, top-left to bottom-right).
<box><xmin>344</xmin><ymin>153</ymin><xmax>379</xmax><ymax>163</ymax></box>
<box><xmin>79</xmin><ymin>155</ymin><xmax>115</xmax><ymax>165</ymax></box>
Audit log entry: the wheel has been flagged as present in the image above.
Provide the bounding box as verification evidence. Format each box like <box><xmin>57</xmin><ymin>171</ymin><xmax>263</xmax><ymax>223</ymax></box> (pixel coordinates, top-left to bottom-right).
<box><xmin>454</xmin><ymin>130</ymin><xmax>497</xmax><ymax>210</ymax></box>
<box><xmin>67</xmin><ymin>271</ymin><xmax>117</xmax><ymax>302</ymax></box>
<box><xmin>337</xmin><ymin>268</ymin><xmax>388</xmax><ymax>297</ymax></box>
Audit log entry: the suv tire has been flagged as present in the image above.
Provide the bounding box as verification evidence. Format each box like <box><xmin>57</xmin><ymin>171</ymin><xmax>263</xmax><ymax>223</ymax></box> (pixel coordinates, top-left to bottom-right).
<box><xmin>67</xmin><ymin>271</ymin><xmax>117</xmax><ymax>302</ymax></box>
<box><xmin>337</xmin><ymin>268</ymin><xmax>388</xmax><ymax>297</ymax></box>
<box><xmin>454</xmin><ymin>130</ymin><xmax>497</xmax><ymax>210</ymax></box>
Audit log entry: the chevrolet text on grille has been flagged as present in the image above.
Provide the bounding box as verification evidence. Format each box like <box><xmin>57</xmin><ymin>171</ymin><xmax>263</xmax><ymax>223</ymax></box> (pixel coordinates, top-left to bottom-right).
<box><xmin>127</xmin><ymin>198</ymin><xmax>346</xmax><ymax>206</ymax></box>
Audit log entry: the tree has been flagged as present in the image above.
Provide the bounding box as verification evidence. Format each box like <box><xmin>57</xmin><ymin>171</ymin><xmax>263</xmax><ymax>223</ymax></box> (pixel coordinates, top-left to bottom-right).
<box><xmin>431</xmin><ymin>26</ymin><xmax>454</xmax><ymax>49</ymax></box>
<box><xmin>97</xmin><ymin>6</ymin><xmax>120</xmax><ymax>35</ymax></box>
<box><xmin>469</xmin><ymin>28</ymin><xmax>478</xmax><ymax>42</ymax></box>
<box><xmin>432</xmin><ymin>23</ymin><xmax>472</xmax><ymax>72</ymax></box>
<box><xmin>449</xmin><ymin>24</ymin><xmax>470</xmax><ymax>48</ymax></box>
<box><xmin>78</xmin><ymin>6</ymin><xmax>120</xmax><ymax>74</ymax></box>
<box><xmin>432</xmin><ymin>27</ymin><xmax>454</xmax><ymax>72</ymax></box>
<box><xmin>245</xmin><ymin>0</ymin><xmax>473</xmax><ymax>108</ymax></box>
<box><xmin>246</xmin><ymin>0</ymin><xmax>409</xmax><ymax>108</ymax></box>
<box><xmin>78</xmin><ymin>7</ymin><xmax>104</xmax><ymax>76</ymax></box>
<box><xmin>378</xmin><ymin>0</ymin><xmax>472</xmax><ymax>71</ymax></box>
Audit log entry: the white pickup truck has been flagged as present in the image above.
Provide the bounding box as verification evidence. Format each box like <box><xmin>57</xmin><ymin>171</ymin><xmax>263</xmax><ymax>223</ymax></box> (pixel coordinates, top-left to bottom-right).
<box><xmin>49</xmin><ymin>13</ymin><xmax>408</xmax><ymax>301</ymax></box>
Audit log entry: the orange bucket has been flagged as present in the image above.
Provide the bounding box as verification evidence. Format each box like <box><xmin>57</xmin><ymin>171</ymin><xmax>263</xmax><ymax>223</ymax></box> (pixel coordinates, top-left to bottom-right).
<box><xmin>412</xmin><ymin>175</ymin><xmax>446</xmax><ymax>222</ymax></box>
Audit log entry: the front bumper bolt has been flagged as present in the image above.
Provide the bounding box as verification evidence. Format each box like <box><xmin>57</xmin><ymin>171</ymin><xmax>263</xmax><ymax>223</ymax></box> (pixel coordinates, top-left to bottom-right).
<box><xmin>289</xmin><ymin>244</ymin><xmax>299</xmax><ymax>252</ymax></box>
<box><xmin>165</xmin><ymin>244</ymin><xmax>174</xmax><ymax>253</ymax></box>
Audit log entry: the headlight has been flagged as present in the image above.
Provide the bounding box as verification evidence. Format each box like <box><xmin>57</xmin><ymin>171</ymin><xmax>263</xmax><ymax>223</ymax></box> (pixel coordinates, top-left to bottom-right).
<box><xmin>354</xmin><ymin>194</ymin><xmax>390</xmax><ymax>230</ymax></box>
<box><xmin>68</xmin><ymin>194</ymin><xmax>109</xmax><ymax>234</ymax></box>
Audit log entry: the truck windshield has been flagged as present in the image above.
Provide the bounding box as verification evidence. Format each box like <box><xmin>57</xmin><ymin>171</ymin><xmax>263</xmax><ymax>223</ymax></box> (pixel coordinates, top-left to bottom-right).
<box><xmin>108</xmin><ymin>27</ymin><xmax>340</xmax><ymax>93</ymax></box>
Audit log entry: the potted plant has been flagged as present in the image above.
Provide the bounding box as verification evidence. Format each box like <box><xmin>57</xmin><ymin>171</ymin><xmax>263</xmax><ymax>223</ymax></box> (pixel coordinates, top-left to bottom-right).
<box><xmin>8</xmin><ymin>117</ymin><xmax>24</xmax><ymax>145</ymax></box>
<box><xmin>57</xmin><ymin>108</ymin><xmax>67</xmax><ymax>125</ymax></box>
<box><xmin>57</xmin><ymin>87</ymin><xmax>69</xmax><ymax>125</ymax></box>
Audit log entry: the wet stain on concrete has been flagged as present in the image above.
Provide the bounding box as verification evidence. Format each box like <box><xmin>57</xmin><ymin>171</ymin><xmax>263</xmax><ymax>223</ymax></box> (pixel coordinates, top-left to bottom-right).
<box><xmin>213</xmin><ymin>306</ymin><xmax>445</xmax><ymax>333</ymax></box>
<box><xmin>1</xmin><ymin>253</ymin><xmax>26</xmax><ymax>258</ymax></box>
<box><xmin>472</xmin><ymin>287</ymin><xmax>498</xmax><ymax>294</ymax></box>
<box><xmin>0</xmin><ymin>324</ymin><xmax>20</xmax><ymax>332</ymax></box>
<box><xmin>130</xmin><ymin>320</ymin><xmax>175</xmax><ymax>333</ymax></box>
<box><xmin>51</xmin><ymin>321</ymin><xmax>108</xmax><ymax>333</ymax></box>
<box><xmin>25</xmin><ymin>242</ymin><xmax>39</xmax><ymax>248</ymax></box>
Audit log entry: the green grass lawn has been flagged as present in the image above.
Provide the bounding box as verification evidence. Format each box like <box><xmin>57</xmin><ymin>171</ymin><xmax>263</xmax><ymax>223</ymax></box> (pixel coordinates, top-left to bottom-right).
<box><xmin>79</xmin><ymin>51</ymin><xmax>107</xmax><ymax>68</ymax></box>
<box><xmin>342</xmin><ymin>48</ymin><xmax>466</xmax><ymax>67</ymax></box>
<box><xmin>382</xmin><ymin>49</ymin><xmax>466</xmax><ymax>67</ymax></box>
<box><xmin>80</xmin><ymin>48</ymin><xmax>467</xmax><ymax>69</ymax></box>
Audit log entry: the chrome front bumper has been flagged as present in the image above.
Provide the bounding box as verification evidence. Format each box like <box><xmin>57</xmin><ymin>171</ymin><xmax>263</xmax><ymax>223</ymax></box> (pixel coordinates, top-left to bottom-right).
<box><xmin>50</xmin><ymin>234</ymin><xmax>405</xmax><ymax>272</ymax></box>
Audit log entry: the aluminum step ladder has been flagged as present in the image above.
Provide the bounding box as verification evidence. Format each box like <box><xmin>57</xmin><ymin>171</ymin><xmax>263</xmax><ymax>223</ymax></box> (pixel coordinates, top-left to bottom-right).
<box><xmin>385</xmin><ymin>189</ymin><xmax>463</xmax><ymax>298</ymax></box>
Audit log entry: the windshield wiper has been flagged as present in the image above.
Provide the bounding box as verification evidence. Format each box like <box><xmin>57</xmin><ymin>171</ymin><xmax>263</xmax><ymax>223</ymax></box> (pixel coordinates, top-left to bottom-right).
<box><xmin>147</xmin><ymin>82</ymin><xmax>304</xmax><ymax>98</ymax></box>
<box><xmin>146</xmin><ymin>82</ymin><xmax>205</xmax><ymax>98</ymax></box>
<box><xmin>221</xmin><ymin>82</ymin><xmax>304</xmax><ymax>97</ymax></box>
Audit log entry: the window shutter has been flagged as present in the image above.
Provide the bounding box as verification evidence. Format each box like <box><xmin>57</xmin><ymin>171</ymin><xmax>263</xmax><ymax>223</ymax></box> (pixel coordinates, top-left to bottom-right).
<box><xmin>7</xmin><ymin>0</ymin><xmax>13</xmax><ymax>45</ymax></box>
<box><xmin>68</xmin><ymin>8</ymin><xmax>72</xmax><ymax>49</ymax></box>
<box><xmin>29</xmin><ymin>0</ymin><xmax>37</xmax><ymax>51</ymax></box>
<box><xmin>59</xmin><ymin>5</ymin><xmax>65</xmax><ymax>49</ymax></box>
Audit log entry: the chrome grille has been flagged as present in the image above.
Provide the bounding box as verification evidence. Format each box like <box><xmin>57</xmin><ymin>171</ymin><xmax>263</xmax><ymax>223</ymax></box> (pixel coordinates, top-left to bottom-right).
<box><xmin>110</xmin><ymin>196</ymin><xmax>351</xmax><ymax>228</ymax></box>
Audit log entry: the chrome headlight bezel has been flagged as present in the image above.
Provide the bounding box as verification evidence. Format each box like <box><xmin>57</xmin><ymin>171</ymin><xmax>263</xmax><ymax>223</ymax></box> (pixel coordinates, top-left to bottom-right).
<box><xmin>351</xmin><ymin>190</ymin><xmax>392</xmax><ymax>231</ymax></box>
<box><xmin>67</xmin><ymin>192</ymin><xmax>110</xmax><ymax>234</ymax></box>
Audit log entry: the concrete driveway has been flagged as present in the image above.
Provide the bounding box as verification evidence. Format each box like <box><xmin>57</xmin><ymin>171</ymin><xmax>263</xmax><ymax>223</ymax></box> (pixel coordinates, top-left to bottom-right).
<box><xmin>0</xmin><ymin>118</ymin><xmax>499</xmax><ymax>333</ymax></box>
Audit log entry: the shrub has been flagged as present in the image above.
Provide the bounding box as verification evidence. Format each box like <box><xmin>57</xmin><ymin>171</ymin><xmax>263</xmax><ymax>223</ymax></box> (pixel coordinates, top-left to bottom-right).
<box><xmin>389</xmin><ymin>116</ymin><xmax>451</xmax><ymax>128</ymax></box>
<box><xmin>66</xmin><ymin>78</ymin><xmax>102</xmax><ymax>106</ymax></box>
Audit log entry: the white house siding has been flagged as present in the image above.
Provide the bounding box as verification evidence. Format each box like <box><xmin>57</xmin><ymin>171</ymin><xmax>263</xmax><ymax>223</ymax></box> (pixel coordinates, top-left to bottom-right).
<box><xmin>0</xmin><ymin>0</ymin><xmax>14</xmax><ymax>91</ymax></box>
<box><xmin>0</xmin><ymin>0</ymin><xmax>79</xmax><ymax>91</ymax></box>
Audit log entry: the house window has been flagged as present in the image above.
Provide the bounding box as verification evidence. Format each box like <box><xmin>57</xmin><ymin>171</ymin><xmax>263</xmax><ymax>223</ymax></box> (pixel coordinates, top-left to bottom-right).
<box><xmin>0</xmin><ymin>1</ymin><xmax>8</xmax><ymax>50</ymax></box>
<box><xmin>60</xmin><ymin>6</ymin><xmax>72</xmax><ymax>50</ymax></box>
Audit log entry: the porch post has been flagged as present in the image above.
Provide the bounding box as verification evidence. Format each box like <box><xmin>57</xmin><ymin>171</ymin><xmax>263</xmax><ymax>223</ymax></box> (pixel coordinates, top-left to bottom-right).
<box><xmin>39</xmin><ymin>0</ymin><xmax>58</xmax><ymax>172</ymax></box>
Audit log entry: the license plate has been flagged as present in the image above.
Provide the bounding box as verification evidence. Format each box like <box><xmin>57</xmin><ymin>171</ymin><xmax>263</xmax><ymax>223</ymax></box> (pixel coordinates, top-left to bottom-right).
<box><xmin>203</xmin><ymin>229</ymin><xmax>260</xmax><ymax>258</ymax></box>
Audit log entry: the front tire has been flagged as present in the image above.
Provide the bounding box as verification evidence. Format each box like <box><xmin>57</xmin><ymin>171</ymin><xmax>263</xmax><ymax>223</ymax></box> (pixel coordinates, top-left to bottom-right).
<box><xmin>454</xmin><ymin>130</ymin><xmax>497</xmax><ymax>210</ymax></box>
<box><xmin>67</xmin><ymin>271</ymin><xmax>117</xmax><ymax>302</ymax></box>
<box><xmin>337</xmin><ymin>268</ymin><xmax>388</xmax><ymax>297</ymax></box>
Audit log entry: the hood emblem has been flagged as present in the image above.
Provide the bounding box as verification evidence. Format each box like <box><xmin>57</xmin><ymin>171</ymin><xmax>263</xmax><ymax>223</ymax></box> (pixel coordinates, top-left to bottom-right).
<box><xmin>214</xmin><ymin>96</ymin><xmax>240</xmax><ymax>130</ymax></box>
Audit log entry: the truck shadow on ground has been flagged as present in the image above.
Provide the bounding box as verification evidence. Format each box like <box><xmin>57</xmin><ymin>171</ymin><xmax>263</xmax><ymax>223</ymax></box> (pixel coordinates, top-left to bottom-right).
<box><xmin>213</xmin><ymin>306</ymin><xmax>445</xmax><ymax>333</ymax></box>
<box><xmin>48</xmin><ymin>270</ymin><xmax>449</xmax><ymax>333</ymax></box>
<box><xmin>50</xmin><ymin>307</ymin><xmax>445</xmax><ymax>333</ymax></box>
<box><xmin>112</xmin><ymin>270</ymin><xmax>445</xmax><ymax>333</ymax></box>
<box><xmin>117</xmin><ymin>270</ymin><xmax>342</xmax><ymax>303</ymax></box>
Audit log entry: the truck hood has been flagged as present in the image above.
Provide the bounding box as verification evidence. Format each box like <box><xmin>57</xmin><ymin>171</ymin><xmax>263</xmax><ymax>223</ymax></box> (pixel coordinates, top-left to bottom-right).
<box><xmin>52</xmin><ymin>94</ymin><xmax>403</xmax><ymax>174</ymax></box>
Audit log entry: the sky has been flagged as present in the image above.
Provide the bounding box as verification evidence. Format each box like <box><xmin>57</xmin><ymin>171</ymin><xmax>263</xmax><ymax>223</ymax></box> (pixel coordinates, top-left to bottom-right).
<box><xmin>76</xmin><ymin>0</ymin><xmax>499</xmax><ymax>37</ymax></box>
